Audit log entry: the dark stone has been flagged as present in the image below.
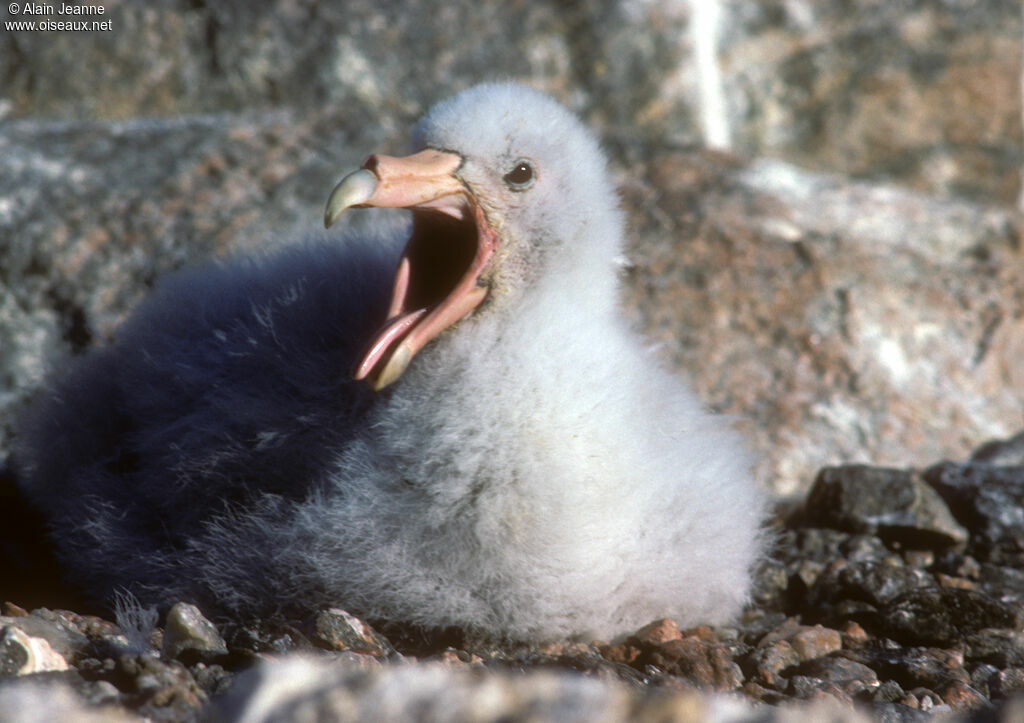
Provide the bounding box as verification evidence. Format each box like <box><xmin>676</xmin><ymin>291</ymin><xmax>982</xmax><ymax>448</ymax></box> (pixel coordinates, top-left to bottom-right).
<box><xmin>791</xmin><ymin>654</ymin><xmax>879</xmax><ymax>686</ymax></box>
<box><xmin>808</xmin><ymin>559</ymin><xmax>931</xmax><ymax>609</ymax></box>
<box><xmin>882</xmin><ymin>587</ymin><xmax>1022</xmax><ymax>647</ymax></box>
<box><xmin>989</xmin><ymin>668</ymin><xmax>1024</xmax><ymax>700</ymax></box>
<box><xmin>969</xmin><ymin>662</ymin><xmax>999</xmax><ymax>698</ymax></box>
<box><xmin>840</xmin><ymin>645</ymin><xmax>969</xmax><ymax>691</ymax></box>
<box><xmin>805</xmin><ymin>465</ymin><xmax>967</xmax><ymax>547</ymax></box>
<box><xmin>227</xmin><ymin>620</ymin><xmax>313</xmax><ymax>656</ymax></box>
<box><xmin>924</xmin><ymin>462</ymin><xmax>1024</xmax><ymax>564</ymax></box>
<box><xmin>787</xmin><ymin>674</ymin><xmax>825</xmax><ymax>699</ymax></box>
<box><xmin>964</xmin><ymin>629</ymin><xmax>1024</xmax><ymax>668</ymax></box>
<box><xmin>978</xmin><ymin>564</ymin><xmax>1024</xmax><ymax>599</ymax></box>
<box><xmin>873</xmin><ymin>679</ymin><xmax>907</xmax><ymax>703</ymax></box>
<box><xmin>111</xmin><ymin>653</ymin><xmax>206</xmax><ymax>720</ymax></box>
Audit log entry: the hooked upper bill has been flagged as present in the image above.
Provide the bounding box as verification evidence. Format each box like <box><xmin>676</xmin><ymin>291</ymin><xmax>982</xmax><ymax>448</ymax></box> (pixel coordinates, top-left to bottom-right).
<box><xmin>324</xmin><ymin>149</ymin><xmax>498</xmax><ymax>390</ymax></box>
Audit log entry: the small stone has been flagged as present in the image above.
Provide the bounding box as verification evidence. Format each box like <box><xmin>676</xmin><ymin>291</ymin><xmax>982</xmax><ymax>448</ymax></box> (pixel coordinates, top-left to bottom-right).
<box><xmin>806</xmin><ymin>682</ymin><xmax>854</xmax><ymax>706</ymax></box>
<box><xmin>989</xmin><ymin>667</ymin><xmax>1024</xmax><ymax>699</ymax></box>
<box><xmin>161</xmin><ymin>603</ymin><xmax>227</xmax><ymax>661</ymax></box>
<box><xmin>750</xmin><ymin>639</ymin><xmax>800</xmax><ymax>689</ymax></box>
<box><xmin>84</xmin><ymin>680</ymin><xmax>122</xmax><ymax>705</ymax></box>
<box><xmin>908</xmin><ymin>687</ymin><xmax>942</xmax><ymax>711</ymax></box>
<box><xmin>0</xmin><ymin>624</ymin><xmax>69</xmax><ymax>675</ymax></box>
<box><xmin>790</xmin><ymin>557</ymin><xmax>823</xmax><ymax>589</ymax></box>
<box><xmin>935</xmin><ymin>573</ymin><xmax>975</xmax><ymax>590</ymax></box>
<box><xmin>965</xmin><ymin>629</ymin><xmax>1024</xmax><ymax>667</ymax></box>
<box><xmin>788</xmin><ymin>674</ymin><xmax>825</xmax><ymax>699</ymax></box>
<box><xmin>647</xmin><ymin>636</ymin><xmax>743</xmax><ymax>691</ymax></box>
<box><xmin>808</xmin><ymin>557</ymin><xmax>931</xmax><ymax>610</ymax></box>
<box><xmin>902</xmin><ymin>550</ymin><xmax>934</xmax><ymax>568</ymax></box>
<box><xmin>937</xmin><ymin>679</ymin><xmax>988</xmax><ymax>710</ymax></box>
<box><xmin>873</xmin><ymin>679</ymin><xmax>906</xmax><ymax>703</ymax></box>
<box><xmin>841</xmin><ymin>622</ymin><xmax>869</xmax><ymax>648</ymax></box>
<box><xmin>436</xmin><ymin>649</ymin><xmax>463</xmax><ymax>665</ymax></box>
<box><xmin>1</xmin><ymin>603</ymin><xmax>28</xmax><ymax>617</ymax></box>
<box><xmin>1</xmin><ymin>613</ymin><xmax>89</xmax><ymax>663</ymax></box>
<box><xmin>805</xmin><ymin>465</ymin><xmax>968</xmax><ymax>547</ymax></box>
<box><xmin>794</xmin><ymin>654</ymin><xmax>879</xmax><ymax>687</ymax></box>
<box><xmin>978</xmin><ymin>564</ymin><xmax>1024</xmax><ymax>597</ymax></box>
<box><xmin>752</xmin><ymin>561</ymin><xmax>789</xmax><ymax>606</ymax></box>
<box><xmin>790</xmin><ymin>625</ymin><xmax>842</xmax><ymax>661</ymax></box>
<box><xmin>310</xmin><ymin>608</ymin><xmax>392</xmax><ymax>657</ymax></box>
<box><xmin>933</xmin><ymin>552</ymin><xmax>981</xmax><ymax>580</ymax></box>
<box><xmin>679</xmin><ymin>625</ymin><xmax>715</xmax><ymax>641</ymax></box>
<box><xmin>599</xmin><ymin>643</ymin><xmax>641</xmax><ymax>665</ymax></box>
<box><xmin>969</xmin><ymin>662</ymin><xmax>999</xmax><ymax>697</ymax></box>
<box><xmin>633</xmin><ymin>618</ymin><xmax>682</xmax><ymax>646</ymax></box>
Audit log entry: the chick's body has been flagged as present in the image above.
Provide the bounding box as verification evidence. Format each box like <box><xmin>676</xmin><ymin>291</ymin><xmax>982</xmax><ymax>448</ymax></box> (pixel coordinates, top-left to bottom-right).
<box><xmin>17</xmin><ymin>83</ymin><xmax>765</xmax><ymax>641</ymax></box>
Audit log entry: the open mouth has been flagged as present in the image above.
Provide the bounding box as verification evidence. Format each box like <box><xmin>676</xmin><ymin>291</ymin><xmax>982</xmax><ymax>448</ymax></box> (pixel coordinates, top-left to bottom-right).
<box><xmin>324</xmin><ymin>150</ymin><xmax>497</xmax><ymax>390</ymax></box>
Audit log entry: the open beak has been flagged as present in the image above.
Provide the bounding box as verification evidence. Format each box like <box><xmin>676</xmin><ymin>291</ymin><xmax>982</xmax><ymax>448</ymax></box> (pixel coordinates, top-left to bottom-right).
<box><xmin>325</xmin><ymin>149</ymin><xmax>498</xmax><ymax>390</ymax></box>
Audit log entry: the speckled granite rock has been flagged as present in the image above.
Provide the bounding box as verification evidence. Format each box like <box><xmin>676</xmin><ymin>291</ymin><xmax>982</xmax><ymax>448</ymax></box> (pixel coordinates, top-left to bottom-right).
<box><xmin>620</xmin><ymin>153</ymin><xmax>1022</xmax><ymax>493</ymax></box>
<box><xmin>720</xmin><ymin>0</ymin><xmax>1023</xmax><ymax>205</ymax></box>
<box><xmin>3</xmin><ymin>1</ymin><xmax>1020</xmax><ymax>203</ymax></box>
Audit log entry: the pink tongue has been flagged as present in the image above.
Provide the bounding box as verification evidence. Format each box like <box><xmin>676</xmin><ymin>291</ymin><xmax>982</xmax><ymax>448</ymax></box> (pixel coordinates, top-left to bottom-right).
<box><xmin>354</xmin><ymin>308</ymin><xmax>428</xmax><ymax>381</ymax></box>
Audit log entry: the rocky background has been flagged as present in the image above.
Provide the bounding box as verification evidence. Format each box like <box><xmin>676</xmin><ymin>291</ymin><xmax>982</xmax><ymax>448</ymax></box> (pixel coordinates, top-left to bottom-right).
<box><xmin>1</xmin><ymin>0</ymin><xmax>1023</xmax><ymax>720</ymax></box>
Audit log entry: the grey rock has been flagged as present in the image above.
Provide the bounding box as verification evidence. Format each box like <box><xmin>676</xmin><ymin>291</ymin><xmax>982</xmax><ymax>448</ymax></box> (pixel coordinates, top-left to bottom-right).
<box><xmin>750</xmin><ymin>640</ymin><xmax>801</xmax><ymax>689</ymax></box>
<box><xmin>808</xmin><ymin>559</ymin><xmax>931</xmax><ymax>610</ymax></box>
<box><xmin>309</xmin><ymin>608</ymin><xmax>393</xmax><ymax>658</ymax></box>
<box><xmin>970</xmin><ymin>663</ymin><xmax>1000</xmax><ymax>698</ymax></box>
<box><xmin>721</xmin><ymin>1</ymin><xmax>1023</xmax><ymax>205</ymax></box>
<box><xmin>621</xmin><ymin>152</ymin><xmax>1023</xmax><ymax>495</ymax></box>
<box><xmin>972</xmin><ymin>432</ymin><xmax>1024</xmax><ymax>467</ymax></box>
<box><xmin>965</xmin><ymin>630</ymin><xmax>1024</xmax><ymax>669</ymax></box>
<box><xmin>882</xmin><ymin>588</ymin><xmax>1022</xmax><ymax>648</ymax></box>
<box><xmin>4</xmin><ymin>1</ymin><xmax>1020</xmax><ymax>205</ymax></box>
<box><xmin>0</xmin><ymin>624</ymin><xmax>68</xmax><ymax>676</ymax></box>
<box><xmin>0</xmin><ymin>614</ymin><xmax>89</xmax><ymax>665</ymax></box>
<box><xmin>978</xmin><ymin>564</ymin><xmax>1024</xmax><ymax>599</ymax></box>
<box><xmin>804</xmin><ymin>466</ymin><xmax>968</xmax><ymax>548</ymax></box>
<box><xmin>988</xmin><ymin>668</ymin><xmax>1024</xmax><ymax>700</ymax></box>
<box><xmin>792</xmin><ymin>655</ymin><xmax>879</xmax><ymax>687</ymax></box>
<box><xmin>869</xmin><ymin>701</ymin><xmax>932</xmax><ymax>723</ymax></box>
<box><xmin>840</xmin><ymin>646</ymin><xmax>968</xmax><ymax>692</ymax></box>
<box><xmin>161</xmin><ymin>602</ymin><xmax>227</xmax><ymax>661</ymax></box>
<box><xmin>924</xmin><ymin>462</ymin><xmax>1024</xmax><ymax>565</ymax></box>
<box><xmin>872</xmin><ymin>679</ymin><xmax>907</xmax><ymax>703</ymax></box>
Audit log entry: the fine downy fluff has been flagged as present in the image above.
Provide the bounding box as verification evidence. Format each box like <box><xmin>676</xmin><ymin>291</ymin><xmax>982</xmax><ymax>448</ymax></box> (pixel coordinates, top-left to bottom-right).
<box><xmin>16</xmin><ymin>83</ymin><xmax>765</xmax><ymax>642</ymax></box>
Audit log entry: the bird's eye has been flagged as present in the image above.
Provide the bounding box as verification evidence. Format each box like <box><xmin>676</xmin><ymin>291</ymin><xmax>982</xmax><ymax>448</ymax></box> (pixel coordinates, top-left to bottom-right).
<box><xmin>503</xmin><ymin>160</ymin><xmax>535</xmax><ymax>190</ymax></box>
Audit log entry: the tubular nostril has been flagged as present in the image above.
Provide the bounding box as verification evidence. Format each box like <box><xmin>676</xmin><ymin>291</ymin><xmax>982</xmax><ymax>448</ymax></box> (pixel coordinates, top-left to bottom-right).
<box><xmin>362</xmin><ymin>155</ymin><xmax>381</xmax><ymax>173</ymax></box>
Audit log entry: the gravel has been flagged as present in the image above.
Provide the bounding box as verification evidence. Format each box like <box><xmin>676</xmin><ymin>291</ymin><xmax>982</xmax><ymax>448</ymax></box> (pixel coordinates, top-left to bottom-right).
<box><xmin>3</xmin><ymin>434</ymin><xmax>1024</xmax><ymax>720</ymax></box>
